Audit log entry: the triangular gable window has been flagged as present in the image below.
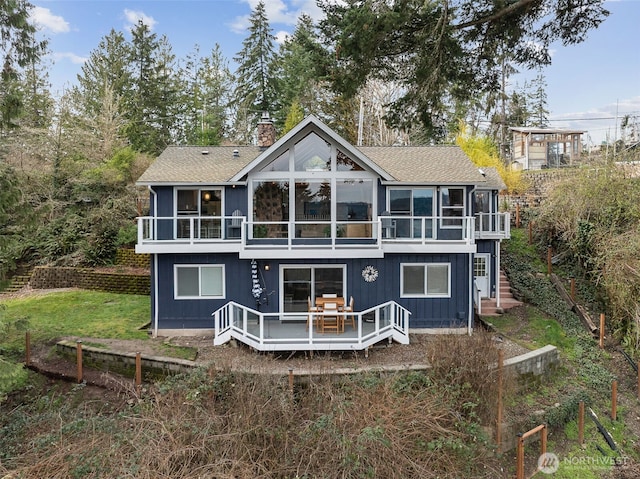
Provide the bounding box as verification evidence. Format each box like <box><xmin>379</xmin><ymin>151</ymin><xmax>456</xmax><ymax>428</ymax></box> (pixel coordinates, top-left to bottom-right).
<box><xmin>337</xmin><ymin>149</ymin><xmax>364</xmax><ymax>171</ymax></box>
<box><xmin>260</xmin><ymin>150</ymin><xmax>289</xmax><ymax>172</ymax></box>
<box><xmin>294</xmin><ymin>132</ymin><xmax>331</xmax><ymax>172</ymax></box>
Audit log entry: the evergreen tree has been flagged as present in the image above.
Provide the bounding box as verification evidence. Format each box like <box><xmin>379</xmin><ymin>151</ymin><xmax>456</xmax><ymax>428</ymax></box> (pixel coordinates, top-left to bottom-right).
<box><xmin>0</xmin><ymin>0</ymin><xmax>47</xmax><ymax>132</ymax></box>
<box><xmin>272</xmin><ymin>14</ymin><xmax>325</xmax><ymax>127</ymax></box>
<box><xmin>232</xmin><ymin>0</ymin><xmax>277</xmax><ymax>144</ymax></box>
<box><xmin>528</xmin><ymin>71</ymin><xmax>550</xmax><ymax>128</ymax></box>
<box><xmin>125</xmin><ymin>21</ymin><xmax>179</xmax><ymax>154</ymax></box>
<box><xmin>72</xmin><ymin>30</ymin><xmax>131</xmax><ymax>119</ymax></box>
<box><xmin>180</xmin><ymin>44</ymin><xmax>234</xmax><ymax>145</ymax></box>
<box><xmin>317</xmin><ymin>0</ymin><xmax>609</xmax><ymax>141</ymax></box>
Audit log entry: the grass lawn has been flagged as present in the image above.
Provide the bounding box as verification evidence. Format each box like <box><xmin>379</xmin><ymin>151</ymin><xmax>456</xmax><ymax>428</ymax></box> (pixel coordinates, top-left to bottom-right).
<box><xmin>1</xmin><ymin>290</ymin><xmax>150</xmax><ymax>353</ymax></box>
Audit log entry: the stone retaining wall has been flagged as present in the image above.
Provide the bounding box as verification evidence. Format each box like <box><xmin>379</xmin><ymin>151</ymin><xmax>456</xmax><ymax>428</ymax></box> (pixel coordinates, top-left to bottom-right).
<box><xmin>56</xmin><ymin>340</ymin><xmax>194</xmax><ymax>378</ymax></box>
<box><xmin>31</xmin><ymin>266</ymin><xmax>150</xmax><ymax>295</ymax></box>
<box><xmin>115</xmin><ymin>248</ymin><xmax>150</xmax><ymax>269</ymax></box>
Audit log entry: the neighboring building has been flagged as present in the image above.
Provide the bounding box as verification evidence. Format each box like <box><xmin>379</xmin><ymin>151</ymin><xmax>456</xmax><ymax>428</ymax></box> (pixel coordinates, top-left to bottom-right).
<box><xmin>510</xmin><ymin>127</ymin><xmax>584</xmax><ymax>170</ymax></box>
<box><xmin>135</xmin><ymin>115</ymin><xmax>510</xmax><ymax>351</ymax></box>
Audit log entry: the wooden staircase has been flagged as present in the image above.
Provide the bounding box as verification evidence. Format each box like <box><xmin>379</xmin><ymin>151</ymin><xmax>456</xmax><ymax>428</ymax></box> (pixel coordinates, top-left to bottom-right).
<box><xmin>479</xmin><ymin>270</ymin><xmax>523</xmax><ymax>317</ymax></box>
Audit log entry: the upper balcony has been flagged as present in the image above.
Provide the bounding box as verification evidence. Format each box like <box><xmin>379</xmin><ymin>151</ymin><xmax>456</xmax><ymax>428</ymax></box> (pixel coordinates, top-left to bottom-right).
<box><xmin>474</xmin><ymin>212</ymin><xmax>511</xmax><ymax>240</ymax></box>
<box><xmin>135</xmin><ymin>214</ymin><xmax>488</xmax><ymax>257</ymax></box>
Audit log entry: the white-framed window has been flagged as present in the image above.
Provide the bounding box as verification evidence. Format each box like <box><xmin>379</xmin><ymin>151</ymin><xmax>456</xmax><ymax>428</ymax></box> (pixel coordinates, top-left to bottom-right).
<box><xmin>400</xmin><ymin>263</ymin><xmax>450</xmax><ymax>298</ymax></box>
<box><xmin>174</xmin><ymin>264</ymin><xmax>225</xmax><ymax>299</ymax></box>
<box><xmin>440</xmin><ymin>187</ymin><xmax>465</xmax><ymax>228</ymax></box>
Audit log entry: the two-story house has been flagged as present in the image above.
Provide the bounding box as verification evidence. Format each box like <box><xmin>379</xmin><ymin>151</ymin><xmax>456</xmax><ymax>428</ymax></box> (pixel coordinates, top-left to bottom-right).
<box><xmin>135</xmin><ymin>115</ymin><xmax>510</xmax><ymax>351</ymax></box>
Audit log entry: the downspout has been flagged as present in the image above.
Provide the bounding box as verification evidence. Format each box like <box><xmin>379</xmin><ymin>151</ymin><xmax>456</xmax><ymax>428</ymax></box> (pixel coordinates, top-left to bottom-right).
<box><xmin>468</xmin><ymin>186</ymin><xmax>476</xmax><ymax>336</ymax></box>
<box><xmin>496</xmin><ymin>240</ymin><xmax>501</xmax><ymax>310</ymax></box>
<box><xmin>468</xmin><ymin>252</ymin><xmax>474</xmax><ymax>336</ymax></box>
<box><xmin>148</xmin><ymin>186</ymin><xmax>160</xmax><ymax>338</ymax></box>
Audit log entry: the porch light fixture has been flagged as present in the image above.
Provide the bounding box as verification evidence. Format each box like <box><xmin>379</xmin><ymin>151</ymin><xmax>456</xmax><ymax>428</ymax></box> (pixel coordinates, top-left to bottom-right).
<box><xmin>264</xmin><ymin>264</ymin><xmax>270</xmax><ymax>271</ymax></box>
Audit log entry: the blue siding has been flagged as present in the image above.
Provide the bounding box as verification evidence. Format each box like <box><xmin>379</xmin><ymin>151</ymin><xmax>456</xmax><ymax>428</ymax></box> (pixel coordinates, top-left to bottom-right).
<box><xmin>152</xmin><ymin>252</ymin><xmax>472</xmax><ymax>330</ymax></box>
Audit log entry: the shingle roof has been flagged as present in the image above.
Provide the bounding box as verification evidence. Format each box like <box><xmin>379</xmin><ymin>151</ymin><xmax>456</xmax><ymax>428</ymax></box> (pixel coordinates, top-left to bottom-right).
<box><xmin>137</xmin><ymin>144</ymin><xmax>486</xmax><ymax>185</ymax></box>
<box><xmin>136</xmin><ymin>146</ymin><xmax>261</xmax><ymax>184</ymax></box>
<box><xmin>479</xmin><ymin>167</ymin><xmax>507</xmax><ymax>191</ymax></box>
<box><xmin>357</xmin><ymin>146</ymin><xmax>486</xmax><ymax>184</ymax></box>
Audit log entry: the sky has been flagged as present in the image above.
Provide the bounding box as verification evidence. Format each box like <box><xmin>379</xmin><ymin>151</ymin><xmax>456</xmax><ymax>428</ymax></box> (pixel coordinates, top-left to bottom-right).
<box><xmin>29</xmin><ymin>0</ymin><xmax>640</xmax><ymax>146</ymax></box>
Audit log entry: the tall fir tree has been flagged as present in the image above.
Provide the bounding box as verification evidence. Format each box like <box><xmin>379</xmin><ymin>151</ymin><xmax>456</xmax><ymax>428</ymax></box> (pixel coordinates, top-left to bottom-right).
<box><xmin>125</xmin><ymin>21</ymin><xmax>179</xmax><ymax>154</ymax></box>
<box><xmin>0</xmin><ymin>0</ymin><xmax>47</xmax><ymax>132</ymax></box>
<box><xmin>179</xmin><ymin>44</ymin><xmax>234</xmax><ymax>145</ymax></box>
<box><xmin>232</xmin><ymin>0</ymin><xmax>277</xmax><ymax>144</ymax></box>
<box><xmin>272</xmin><ymin>14</ymin><xmax>325</xmax><ymax>127</ymax></box>
<box><xmin>528</xmin><ymin>71</ymin><xmax>550</xmax><ymax>128</ymax></box>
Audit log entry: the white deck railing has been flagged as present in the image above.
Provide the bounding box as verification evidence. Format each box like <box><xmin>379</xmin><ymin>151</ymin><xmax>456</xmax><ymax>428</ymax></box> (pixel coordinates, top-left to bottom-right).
<box><xmin>212</xmin><ymin>301</ymin><xmax>411</xmax><ymax>352</ymax></box>
<box><xmin>137</xmin><ymin>215</ymin><xmax>481</xmax><ymax>246</ymax></box>
<box><xmin>474</xmin><ymin>212</ymin><xmax>511</xmax><ymax>239</ymax></box>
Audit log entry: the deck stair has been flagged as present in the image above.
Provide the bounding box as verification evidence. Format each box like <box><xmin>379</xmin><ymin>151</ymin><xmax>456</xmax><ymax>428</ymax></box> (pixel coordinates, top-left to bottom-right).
<box><xmin>479</xmin><ymin>270</ymin><xmax>523</xmax><ymax>317</ymax></box>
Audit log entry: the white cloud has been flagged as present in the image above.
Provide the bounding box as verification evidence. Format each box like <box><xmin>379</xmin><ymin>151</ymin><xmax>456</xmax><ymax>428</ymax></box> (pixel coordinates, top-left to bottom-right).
<box><xmin>53</xmin><ymin>52</ymin><xmax>87</xmax><ymax>65</ymax></box>
<box><xmin>30</xmin><ymin>6</ymin><xmax>70</xmax><ymax>34</ymax></box>
<box><xmin>552</xmin><ymin>96</ymin><xmax>640</xmax><ymax>145</ymax></box>
<box><xmin>231</xmin><ymin>0</ymin><xmax>324</xmax><ymax>35</ymax></box>
<box><xmin>123</xmin><ymin>9</ymin><xmax>157</xmax><ymax>31</ymax></box>
<box><xmin>275</xmin><ymin>30</ymin><xmax>290</xmax><ymax>45</ymax></box>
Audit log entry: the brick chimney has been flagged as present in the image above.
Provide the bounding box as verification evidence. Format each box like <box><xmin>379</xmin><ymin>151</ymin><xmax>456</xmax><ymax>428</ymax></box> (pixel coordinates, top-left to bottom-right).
<box><xmin>257</xmin><ymin>111</ymin><xmax>276</xmax><ymax>149</ymax></box>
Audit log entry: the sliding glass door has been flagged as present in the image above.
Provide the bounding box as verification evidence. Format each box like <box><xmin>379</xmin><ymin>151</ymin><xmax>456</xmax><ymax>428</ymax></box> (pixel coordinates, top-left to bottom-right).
<box><xmin>281</xmin><ymin>265</ymin><xmax>345</xmax><ymax>313</ymax></box>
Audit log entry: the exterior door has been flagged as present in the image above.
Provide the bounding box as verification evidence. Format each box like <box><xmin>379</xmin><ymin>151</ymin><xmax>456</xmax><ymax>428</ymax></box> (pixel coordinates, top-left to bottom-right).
<box><xmin>474</xmin><ymin>254</ymin><xmax>491</xmax><ymax>298</ymax></box>
<box><xmin>281</xmin><ymin>265</ymin><xmax>345</xmax><ymax>314</ymax></box>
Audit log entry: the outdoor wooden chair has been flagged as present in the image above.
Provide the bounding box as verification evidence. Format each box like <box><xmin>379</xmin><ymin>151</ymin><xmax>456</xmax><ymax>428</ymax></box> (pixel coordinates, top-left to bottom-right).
<box><xmin>320</xmin><ymin>301</ymin><xmax>341</xmax><ymax>333</ymax></box>
<box><xmin>307</xmin><ymin>296</ymin><xmax>321</xmax><ymax>331</ymax></box>
<box><xmin>342</xmin><ymin>296</ymin><xmax>355</xmax><ymax>330</ymax></box>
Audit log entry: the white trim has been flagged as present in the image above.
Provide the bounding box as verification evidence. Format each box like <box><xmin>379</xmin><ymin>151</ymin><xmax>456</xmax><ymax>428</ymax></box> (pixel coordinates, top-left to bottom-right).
<box><xmin>400</xmin><ymin>262</ymin><xmax>451</xmax><ymax>298</ymax></box>
<box><xmin>231</xmin><ymin>115</ymin><xmax>394</xmax><ymax>182</ymax></box>
<box><xmin>174</xmin><ymin>264</ymin><xmax>226</xmax><ymax>299</ymax></box>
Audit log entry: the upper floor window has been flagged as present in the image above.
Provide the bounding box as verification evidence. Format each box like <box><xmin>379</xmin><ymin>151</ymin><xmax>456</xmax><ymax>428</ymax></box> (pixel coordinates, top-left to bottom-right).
<box><xmin>388</xmin><ymin>188</ymin><xmax>434</xmax><ymax>216</ymax></box>
<box><xmin>294</xmin><ymin>133</ymin><xmax>331</xmax><ymax>172</ymax></box>
<box><xmin>176</xmin><ymin>188</ymin><xmax>223</xmax><ymax>239</ymax></box>
<box><xmin>441</xmin><ymin>187</ymin><xmax>464</xmax><ymax>227</ymax></box>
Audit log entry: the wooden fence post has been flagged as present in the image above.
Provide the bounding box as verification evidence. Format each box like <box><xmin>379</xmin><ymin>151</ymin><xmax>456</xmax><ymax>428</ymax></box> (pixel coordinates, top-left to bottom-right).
<box><xmin>547</xmin><ymin>245</ymin><xmax>552</xmax><ymax>275</ymax></box>
<box><xmin>135</xmin><ymin>352</ymin><xmax>142</xmax><ymax>390</ymax></box>
<box><xmin>76</xmin><ymin>340</ymin><xmax>83</xmax><ymax>383</ymax></box>
<box><xmin>25</xmin><ymin>331</ymin><xmax>31</xmax><ymax>366</ymax></box>
<box><xmin>516</xmin><ymin>434</ymin><xmax>524</xmax><ymax>479</ymax></box>
<box><xmin>637</xmin><ymin>361</ymin><xmax>640</xmax><ymax>401</ymax></box>
<box><xmin>528</xmin><ymin>221</ymin><xmax>533</xmax><ymax>245</ymax></box>
<box><xmin>496</xmin><ymin>349</ymin><xmax>504</xmax><ymax>452</ymax></box>
<box><xmin>516</xmin><ymin>203</ymin><xmax>521</xmax><ymax>228</ymax></box>
<box><xmin>578</xmin><ymin>401</ymin><xmax>585</xmax><ymax>446</ymax></box>
<box><xmin>599</xmin><ymin>314</ymin><xmax>605</xmax><ymax>349</ymax></box>
<box><xmin>288</xmin><ymin>367</ymin><xmax>294</xmax><ymax>396</ymax></box>
<box><xmin>612</xmin><ymin>380</ymin><xmax>618</xmax><ymax>421</ymax></box>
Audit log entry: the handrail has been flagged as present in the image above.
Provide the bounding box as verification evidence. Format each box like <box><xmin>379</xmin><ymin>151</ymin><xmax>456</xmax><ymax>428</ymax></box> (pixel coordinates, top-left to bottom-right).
<box><xmin>138</xmin><ymin>215</ymin><xmax>478</xmax><ymax>245</ymax></box>
<box><xmin>212</xmin><ymin>300</ymin><xmax>410</xmax><ymax>351</ymax></box>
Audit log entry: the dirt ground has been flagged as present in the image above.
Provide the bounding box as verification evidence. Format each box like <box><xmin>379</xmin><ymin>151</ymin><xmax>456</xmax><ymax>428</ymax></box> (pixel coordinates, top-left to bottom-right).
<box><xmin>6</xmin><ymin>287</ymin><xmax>529</xmax><ymax>387</ymax></box>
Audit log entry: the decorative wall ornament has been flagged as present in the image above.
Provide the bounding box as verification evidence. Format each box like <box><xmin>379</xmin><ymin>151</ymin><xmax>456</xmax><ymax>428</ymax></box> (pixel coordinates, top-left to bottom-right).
<box><xmin>361</xmin><ymin>265</ymin><xmax>379</xmax><ymax>283</ymax></box>
<box><xmin>251</xmin><ymin>259</ymin><xmax>263</xmax><ymax>299</ymax></box>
